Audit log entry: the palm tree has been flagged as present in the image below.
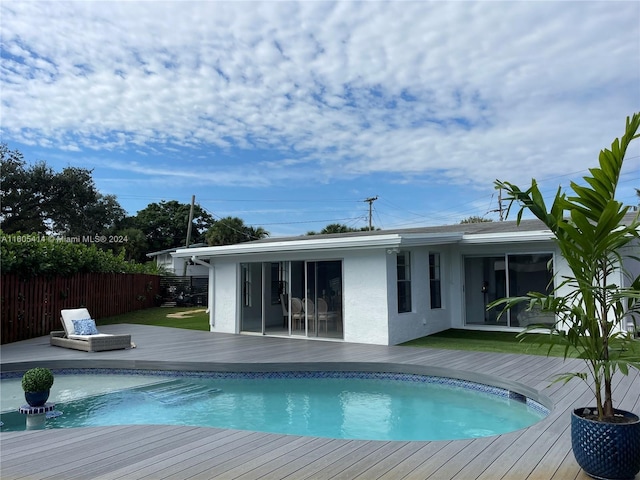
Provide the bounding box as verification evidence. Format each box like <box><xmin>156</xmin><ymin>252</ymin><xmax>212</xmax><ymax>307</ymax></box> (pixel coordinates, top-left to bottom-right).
<box><xmin>205</xmin><ymin>217</ymin><xmax>269</xmax><ymax>246</ymax></box>
<box><xmin>492</xmin><ymin>112</ymin><xmax>640</xmax><ymax>421</ymax></box>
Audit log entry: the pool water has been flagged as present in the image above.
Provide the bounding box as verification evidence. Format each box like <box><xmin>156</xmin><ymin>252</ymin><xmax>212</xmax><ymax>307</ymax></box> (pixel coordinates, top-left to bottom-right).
<box><xmin>0</xmin><ymin>371</ymin><xmax>548</xmax><ymax>441</ymax></box>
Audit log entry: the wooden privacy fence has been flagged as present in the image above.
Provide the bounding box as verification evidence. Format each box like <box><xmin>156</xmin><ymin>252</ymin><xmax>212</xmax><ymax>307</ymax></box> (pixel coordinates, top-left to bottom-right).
<box><xmin>1</xmin><ymin>273</ymin><xmax>161</xmax><ymax>344</ymax></box>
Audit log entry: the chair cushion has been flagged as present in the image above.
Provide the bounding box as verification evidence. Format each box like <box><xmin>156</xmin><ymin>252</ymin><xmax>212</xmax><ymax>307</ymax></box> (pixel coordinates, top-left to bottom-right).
<box><xmin>68</xmin><ymin>333</ymin><xmax>113</xmax><ymax>340</ymax></box>
<box><xmin>72</xmin><ymin>318</ymin><xmax>100</xmax><ymax>335</ymax></box>
<box><xmin>61</xmin><ymin>308</ymin><xmax>93</xmax><ymax>335</ymax></box>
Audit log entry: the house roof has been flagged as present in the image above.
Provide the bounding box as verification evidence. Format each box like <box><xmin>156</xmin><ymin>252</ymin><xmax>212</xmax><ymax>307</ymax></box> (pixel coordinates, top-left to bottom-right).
<box><xmin>172</xmin><ymin>218</ymin><xmax>553</xmax><ymax>259</ymax></box>
<box><xmin>146</xmin><ymin>243</ymin><xmax>207</xmax><ymax>258</ymax></box>
<box><xmin>172</xmin><ymin>212</ymin><xmax>639</xmax><ymax>260</ymax></box>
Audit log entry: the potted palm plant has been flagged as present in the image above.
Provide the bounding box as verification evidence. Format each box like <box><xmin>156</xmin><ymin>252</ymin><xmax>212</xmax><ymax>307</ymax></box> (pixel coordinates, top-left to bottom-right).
<box><xmin>21</xmin><ymin>368</ymin><xmax>54</xmax><ymax>407</ymax></box>
<box><xmin>492</xmin><ymin>112</ymin><xmax>640</xmax><ymax>480</ymax></box>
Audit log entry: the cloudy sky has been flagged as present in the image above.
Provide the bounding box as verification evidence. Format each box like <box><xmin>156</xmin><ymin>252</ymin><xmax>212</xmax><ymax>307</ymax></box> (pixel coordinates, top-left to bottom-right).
<box><xmin>2</xmin><ymin>1</ymin><xmax>639</xmax><ymax>237</ymax></box>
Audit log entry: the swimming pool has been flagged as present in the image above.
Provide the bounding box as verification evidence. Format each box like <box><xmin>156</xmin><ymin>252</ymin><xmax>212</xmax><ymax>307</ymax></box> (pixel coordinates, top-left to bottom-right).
<box><xmin>0</xmin><ymin>369</ymin><xmax>549</xmax><ymax>440</ymax></box>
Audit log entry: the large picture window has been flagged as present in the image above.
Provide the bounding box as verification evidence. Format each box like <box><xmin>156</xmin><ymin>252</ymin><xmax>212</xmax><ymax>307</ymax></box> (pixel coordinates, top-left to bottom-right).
<box><xmin>397</xmin><ymin>251</ymin><xmax>412</xmax><ymax>313</ymax></box>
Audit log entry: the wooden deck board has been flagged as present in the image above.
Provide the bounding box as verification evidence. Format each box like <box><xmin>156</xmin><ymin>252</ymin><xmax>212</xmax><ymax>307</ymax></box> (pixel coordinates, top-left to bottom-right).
<box><xmin>291</xmin><ymin>440</ymin><xmax>370</xmax><ymax>480</ymax></box>
<box><xmin>349</xmin><ymin>441</ymin><xmax>430</xmax><ymax>480</ymax></box>
<box><xmin>376</xmin><ymin>441</ymin><xmax>453</xmax><ymax>480</ymax></box>
<box><xmin>239</xmin><ymin>437</ymin><xmax>341</xmax><ymax>480</ymax></box>
<box><xmin>309</xmin><ymin>441</ymin><xmax>394</xmax><ymax>480</ymax></box>
<box><xmin>189</xmin><ymin>435</ymin><xmax>318</xmax><ymax>480</ymax></box>
<box><xmin>427</xmin><ymin>437</ymin><xmax>499</xmax><ymax>479</ymax></box>
<box><xmin>1</xmin><ymin>324</ymin><xmax>639</xmax><ymax>480</ymax></box>
<box><xmin>157</xmin><ymin>431</ymin><xmax>276</xmax><ymax>480</ymax></box>
<box><xmin>97</xmin><ymin>428</ymin><xmax>249</xmax><ymax>480</ymax></box>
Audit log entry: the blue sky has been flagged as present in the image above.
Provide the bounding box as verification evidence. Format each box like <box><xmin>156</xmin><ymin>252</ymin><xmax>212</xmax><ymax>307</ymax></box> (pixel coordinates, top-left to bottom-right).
<box><xmin>1</xmin><ymin>1</ymin><xmax>639</xmax><ymax>237</ymax></box>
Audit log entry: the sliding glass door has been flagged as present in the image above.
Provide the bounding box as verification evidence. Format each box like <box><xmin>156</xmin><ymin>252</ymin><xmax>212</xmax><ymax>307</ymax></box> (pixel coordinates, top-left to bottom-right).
<box><xmin>464</xmin><ymin>254</ymin><xmax>553</xmax><ymax>327</ymax></box>
<box><xmin>307</xmin><ymin>260</ymin><xmax>343</xmax><ymax>339</ymax></box>
<box><xmin>252</xmin><ymin>259</ymin><xmax>343</xmax><ymax>339</ymax></box>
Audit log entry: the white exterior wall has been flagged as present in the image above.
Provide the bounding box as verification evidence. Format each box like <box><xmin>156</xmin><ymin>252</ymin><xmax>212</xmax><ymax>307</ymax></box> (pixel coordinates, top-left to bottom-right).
<box><xmin>342</xmin><ymin>249</ymin><xmax>390</xmax><ymax>345</ymax></box>
<box><xmin>210</xmin><ymin>260</ymin><xmax>239</xmax><ymax>333</ymax></box>
<box><xmin>622</xmin><ymin>241</ymin><xmax>640</xmax><ymax>287</ymax></box>
<box><xmin>386</xmin><ymin>246</ymin><xmax>454</xmax><ymax>345</ymax></box>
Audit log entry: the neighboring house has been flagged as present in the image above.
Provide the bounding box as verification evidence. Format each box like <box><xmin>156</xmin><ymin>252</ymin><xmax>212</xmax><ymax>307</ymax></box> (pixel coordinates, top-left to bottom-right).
<box><xmin>147</xmin><ymin>244</ymin><xmax>210</xmax><ymax>306</ymax></box>
<box><xmin>147</xmin><ymin>243</ymin><xmax>209</xmax><ymax>277</ymax></box>
<box><xmin>172</xmin><ymin>214</ymin><xmax>639</xmax><ymax>345</ymax></box>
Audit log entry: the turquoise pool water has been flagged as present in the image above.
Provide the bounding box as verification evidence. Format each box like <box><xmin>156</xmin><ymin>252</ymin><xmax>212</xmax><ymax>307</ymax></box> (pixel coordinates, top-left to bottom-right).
<box><xmin>0</xmin><ymin>370</ymin><xmax>548</xmax><ymax>440</ymax></box>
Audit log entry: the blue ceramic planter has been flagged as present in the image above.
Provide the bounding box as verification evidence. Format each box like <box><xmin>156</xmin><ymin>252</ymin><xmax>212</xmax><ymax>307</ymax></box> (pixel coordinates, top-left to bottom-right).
<box><xmin>24</xmin><ymin>390</ymin><xmax>50</xmax><ymax>407</ymax></box>
<box><xmin>571</xmin><ymin>408</ymin><xmax>640</xmax><ymax>480</ymax></box>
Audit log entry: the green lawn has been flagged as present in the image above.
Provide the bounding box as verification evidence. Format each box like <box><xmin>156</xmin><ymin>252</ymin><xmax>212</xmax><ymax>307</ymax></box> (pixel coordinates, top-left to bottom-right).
<box><xmin>98</xmin><ymin>308</ymin><xmax>639</xmax><ymax>358</ymax></box>
<box><xmin>402</xmin><ymin>329</ymin><xmax>640</xmax><ymax>358</ymax></box>
<box><xmin>401</xmin><ymin>329</ymin><xmax>570</xmax><ymax>357</ymax></box>
<box><xmin>99</xmin><ymin>307</ymin><xmax>210</xmax><ymax>331</ymax></box>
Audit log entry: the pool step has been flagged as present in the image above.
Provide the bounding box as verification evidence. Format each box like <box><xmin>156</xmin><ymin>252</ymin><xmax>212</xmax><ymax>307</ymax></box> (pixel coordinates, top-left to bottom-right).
<box><xmin>143</xmin><ymin>380</ymin><xmax>221</xmax><ymax>405</ymax></box>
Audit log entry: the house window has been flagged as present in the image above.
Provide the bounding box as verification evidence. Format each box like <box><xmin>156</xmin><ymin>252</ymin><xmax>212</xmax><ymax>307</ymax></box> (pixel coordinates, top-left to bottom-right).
<box><xmin>397</xmin><ymin>251</ymin><xmax>412</xmax><ymax>313</ymax></box>
<box><xmin>429</xmin><ymin>253</ymin><xmax>442</xmax><ymax>309</ymax></box>
<box><xmin>241</xmin><ymin>264</ymin><xmax>252</xmax><ymax>307</ymax></box>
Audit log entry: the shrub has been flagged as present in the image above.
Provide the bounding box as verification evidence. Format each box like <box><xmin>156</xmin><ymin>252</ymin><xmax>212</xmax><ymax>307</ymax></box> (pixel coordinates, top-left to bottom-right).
<box><xmin>21</xmin><ymin>368</ymin><xmax>54</xmax><ymax>392</ymax></box>
<box><xmin>0</xmin><ymin>231</ymin><xmax>161</xmax><ymax>277</ymax></box>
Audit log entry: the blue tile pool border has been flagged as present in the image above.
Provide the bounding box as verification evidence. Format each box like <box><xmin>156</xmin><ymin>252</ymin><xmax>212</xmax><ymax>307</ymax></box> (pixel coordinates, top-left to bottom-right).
<box><xmin>1</xmin><ymin>368</ymin><xmax>550</xmax><ymax>417</ymax></box>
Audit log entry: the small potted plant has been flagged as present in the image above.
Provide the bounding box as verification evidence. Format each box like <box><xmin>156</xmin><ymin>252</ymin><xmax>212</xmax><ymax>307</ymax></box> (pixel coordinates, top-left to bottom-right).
<box><xmin>21</xmin><ymin>368</ymin><xmax>54</xmax><ymax>407</ymax></box>
<box><xmin>492</xmin><ymin>113</ymin><xmax>640</xmax><ymax>480</ymax></box>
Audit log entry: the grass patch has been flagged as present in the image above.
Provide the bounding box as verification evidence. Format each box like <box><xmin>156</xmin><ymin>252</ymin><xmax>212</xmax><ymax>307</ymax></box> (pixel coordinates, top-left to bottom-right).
<box><xmin>402</xmin><ymin>329</ymin><xmax>640</xmax><ymax>358</ymax></box>
<box><xmin>99</xmin><ymin>307</ymin><xmax>209</xmax><ymax>331</ymax></box>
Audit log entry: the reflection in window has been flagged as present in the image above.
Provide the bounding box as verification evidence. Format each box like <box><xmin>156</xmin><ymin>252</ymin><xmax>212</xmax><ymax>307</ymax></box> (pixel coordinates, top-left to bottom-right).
<box><xmin>397</xmin><ymin>251</ymin><xmax>412</xmax><ymax>313</ymax></box>
<box><xmin>508</xmin><ymin>254</ymin><xmax>554</xmax><ymax>327</ymax></box>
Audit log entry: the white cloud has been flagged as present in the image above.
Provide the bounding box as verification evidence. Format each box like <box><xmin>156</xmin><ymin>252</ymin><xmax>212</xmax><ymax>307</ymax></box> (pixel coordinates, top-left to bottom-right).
<box><xmin>1</xmin><ymin>0</ymin><xmax>638</xmax><ymax>204</ymax></box>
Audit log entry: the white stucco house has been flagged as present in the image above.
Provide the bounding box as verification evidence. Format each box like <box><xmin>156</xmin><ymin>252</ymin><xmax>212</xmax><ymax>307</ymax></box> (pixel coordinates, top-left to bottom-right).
<box><xmin>172</xmin><ymin>215</ymin><xmax>639</xmax><ymax>345</ymax></box>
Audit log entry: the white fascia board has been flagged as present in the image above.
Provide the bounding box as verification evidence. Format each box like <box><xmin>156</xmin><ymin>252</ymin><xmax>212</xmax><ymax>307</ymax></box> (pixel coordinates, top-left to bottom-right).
<box><xmin>461</xmin><ymin>230</ymin><xmax>554</xmax><ymax>244</ymax></box>
<box><xmin>172</xmin><ymin>234</ymin><xmax>405</xmax><ymax>259</ymax></box>
<box><xmin>172</xmin><ymin>232</ymin><xmax>464</xmax><ymax>260</ymax></box>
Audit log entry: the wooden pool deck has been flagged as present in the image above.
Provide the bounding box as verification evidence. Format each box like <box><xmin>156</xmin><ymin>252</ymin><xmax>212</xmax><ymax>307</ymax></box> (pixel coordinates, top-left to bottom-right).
<box><xmin>1</xmin><ymin>324</ymin><xmax>639</xmax><ymax>480</ymax></box>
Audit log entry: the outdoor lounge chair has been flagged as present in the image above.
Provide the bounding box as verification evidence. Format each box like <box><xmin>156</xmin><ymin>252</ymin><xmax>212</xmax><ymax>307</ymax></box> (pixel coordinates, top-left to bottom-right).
<box><xmin>50</xmin><ymin>308</ymin><xmax>132</xmax><ymax>352</ymax></box>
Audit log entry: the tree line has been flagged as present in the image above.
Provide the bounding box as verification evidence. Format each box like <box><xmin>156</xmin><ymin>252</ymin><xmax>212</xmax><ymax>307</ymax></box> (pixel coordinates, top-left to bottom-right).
<box><xmin>0</xmin><ymin>145</ymin><xmax>386</xmax><ymax>263</ymax></box>
<box><xmin>0</xmin><ymin>144</ymin><xmax>273</xmax><ymax>264</ymax></box>
<box><xmin>6</xmin><ymin>144</ymin><xmax>634</xmax><ymax>267</ymax></box>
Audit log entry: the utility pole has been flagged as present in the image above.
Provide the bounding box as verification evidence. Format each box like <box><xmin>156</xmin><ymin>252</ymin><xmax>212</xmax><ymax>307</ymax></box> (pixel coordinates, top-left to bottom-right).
<box><xmin>183</xmin><ymin>195</ymin><xmax>196</xmax><ymax>276</ymax></box>
<box><xmin>364</xmin><ymin>196</ymin><xmax>378</xmax><ymax>231</ymax></box>
<box><xmin>489</xmin><ymin>188</ymin><xmax>504</xmax><ymax>221</ymax></box>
